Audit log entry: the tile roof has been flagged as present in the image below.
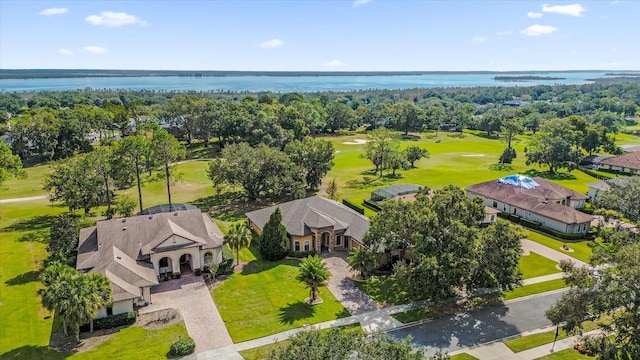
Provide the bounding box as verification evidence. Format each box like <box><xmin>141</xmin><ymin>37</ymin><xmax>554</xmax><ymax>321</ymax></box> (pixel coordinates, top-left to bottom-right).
<box><xmin>600</xmin><ymin>151</ymin><xmax>640</xmax><ymax>170</ymax></box>
<box><xmin>245</xmin><ymin>196</ymin><xmax>369</xmax><ymax>242</ymax></box>
<box><xmin>76</xmin><ymin>209</ymin><xmax>223</xmax><ymax>301</ymax></box>
<box><xmin>466</xmin><ymin>176</ymin><xmax>592</xmax><ymax>225</ymax></box>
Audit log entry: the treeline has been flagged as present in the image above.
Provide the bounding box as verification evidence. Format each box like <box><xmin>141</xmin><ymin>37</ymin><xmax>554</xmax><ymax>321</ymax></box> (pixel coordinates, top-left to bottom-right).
<box><xmin>1</xmin><ymin>82</ymin><xmax>638</xmax><ymax>165</ymax></box>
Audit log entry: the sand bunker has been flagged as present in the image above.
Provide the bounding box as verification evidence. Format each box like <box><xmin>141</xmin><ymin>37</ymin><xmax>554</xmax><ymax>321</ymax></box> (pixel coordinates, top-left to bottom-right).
<box><xmin>343</xmin><ymin>139</ymin><xmax>371</xmax><ymax>145</ymax></box>
<box><xmin>461</xmin><ymin>154</ymin><xmax>486</xmax><ymax>157</ymax></box>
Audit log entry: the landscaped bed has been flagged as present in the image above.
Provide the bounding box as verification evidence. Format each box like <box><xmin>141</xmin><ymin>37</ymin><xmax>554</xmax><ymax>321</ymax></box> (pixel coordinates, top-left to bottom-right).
<box><xmin>212</xmin><ymin>248</ymin><xmax>349</xmax><ymax>343</ymax></box>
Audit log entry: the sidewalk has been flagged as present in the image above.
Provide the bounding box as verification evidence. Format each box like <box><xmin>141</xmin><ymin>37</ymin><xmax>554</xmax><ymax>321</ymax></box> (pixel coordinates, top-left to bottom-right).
<box><xmin>457</xmin><ymin>328</ymin><xmax>601</xmax><ymax>360</ymax></box>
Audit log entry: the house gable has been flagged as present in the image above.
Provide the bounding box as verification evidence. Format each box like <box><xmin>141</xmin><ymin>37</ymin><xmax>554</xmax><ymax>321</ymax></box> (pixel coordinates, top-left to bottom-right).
<box><xmin>154</xmin><ymin>234</ymin><xmax>197</xmax><ymax>250</ymax></box>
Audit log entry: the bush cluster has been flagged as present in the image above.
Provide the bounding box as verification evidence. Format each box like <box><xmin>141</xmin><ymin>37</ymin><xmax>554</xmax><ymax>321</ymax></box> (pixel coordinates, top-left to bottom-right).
<box><xmin>169</xmin><ymin>336</ymin><xmax>196</xmax><ymax>356</ymax></box>
<box><xmin>287</xmin><ymin>250</ymin><xmax>317</xmax><ymax>258</ymax></box>
<box><xmin>215</xmin><ymin>258</ymin><xmax>234</xmax><ymax>277</ymax></box>
<box><xmin>81</xmin><ymin>311</ymin><xmax>137</xmax><ymax>331</ymax></box>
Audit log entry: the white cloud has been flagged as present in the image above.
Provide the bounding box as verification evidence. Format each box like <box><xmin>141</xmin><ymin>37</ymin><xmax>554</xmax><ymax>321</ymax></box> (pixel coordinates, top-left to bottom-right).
<box><xmin>542</xmin><ymin>3</ymin><xmax>587</xmax><ymax>17</ymax></box>
<box><xmin>520</xmin><ymin>24</ymin><xmax>558</xmax><ymax>36</ymax></box>
<box><xmin>353</xmin><ymin>0</ymin><xmax>372</xmax><ymax>7</ymax></box>
<box><xmin>57</xmin><ymin>49</ymin><xmax>73</xmax><ymax>56</ymax></box>
<box><xmin>259</xmin><ymin>38</ymin><xmax>284</xmax><ymax>48</ymax></box>
<box><xmin>325</xmin><ymin>59</ymin><xmax>344</xmax><ymax>67</ymax></box>
<box><xmin>527</xmin><ymin>11</ymin><xmax>543</xmax><ymax>18</ymax></box>
<box><xmin>39</xmin><ymin>8</ymin><xmax>68</xmax><ymax>16</ymax></box>
<box><xmin>472</xmin><ymin>36</ymin><xmax>487</xmax><ymax>43</ymax></box>
<box><xmin>497</xmin><ymin>30</ymin><xmax>513</xmax><ymax>36</ymax></box>
<box><xmin>82</xmin><ymin>46</ymin><xmax>108</xmax><ymax>55</ymax></box>
<box><xmin>85</xmin><ymin>11</ymin><xmax>147</xmax><ymax>27</ymax></box>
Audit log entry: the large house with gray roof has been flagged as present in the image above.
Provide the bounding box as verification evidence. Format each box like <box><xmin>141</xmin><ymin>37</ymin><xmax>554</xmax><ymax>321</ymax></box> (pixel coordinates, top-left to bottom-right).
<box><xmin>76</xmin><ymin>208</ymin><xmax>223</xmax><ymax>318</ymax></box>
<box><xmin>245</xmin><ymin>196</ymin><xmax>369</xmax><ymax>253</ymax></box>
<box><xmin>598</xmin><ymin>151</ymin><xmax>640</xmax><ymax>175</ymax></box>
<box><xmin>466</xmin><ymin>175</ymin><xmax>592</xmax><ymax>234</ymax></box>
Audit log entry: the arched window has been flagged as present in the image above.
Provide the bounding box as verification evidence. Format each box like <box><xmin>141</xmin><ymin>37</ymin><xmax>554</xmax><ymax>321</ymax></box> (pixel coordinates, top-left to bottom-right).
<box><xmin>204</xmin><ymin>252</ymin><xmax>213</xmax><ymax>264</ymax></box>
<box><xmin>159</xmin><ymin>257</ymin><xmax>169</xmax><ymax>268</ymax></box>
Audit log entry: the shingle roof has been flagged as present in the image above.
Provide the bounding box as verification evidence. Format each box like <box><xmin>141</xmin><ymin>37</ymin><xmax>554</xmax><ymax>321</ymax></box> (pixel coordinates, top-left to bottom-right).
<box><xmin>76</xmin><ymin>209</ymin><xmax>223</xmax><ymax>301</ymax></box>
<box><xmin>245</xmin><ymin>196</ymin><xmax>369</xmax><ymax>242</ymax></box>
<box><xmin>466</xmin><ymin>176</ymin><xmax>592</xmax><ymax>225</ymax></box>
<box><xmin>600</xmin><ymin>151</ymin><xmax>640</xmax><ymax>170</ymax></box>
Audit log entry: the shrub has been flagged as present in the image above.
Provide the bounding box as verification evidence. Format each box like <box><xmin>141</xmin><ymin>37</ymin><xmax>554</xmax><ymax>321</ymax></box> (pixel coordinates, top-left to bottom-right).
<box><xmin>81</xmin><ymin>311</ymin><xmax>137</xmax><ymax>331</ymax></box>
<box><xmin>169</xmin><ymin>336</ymin><xmax>196</xmax><ymax>356</ymax></box>
<box><xmin>172</xmin><ymin>272</ymin><xmax>181</xmax><ymax>279</ymax></box>
<box><xmin>288</xmin><ymin>250</ymin><xmax>317</xmax><ymax>258</ymax></box>
<box><xmin>499</xmin><ymin>147</ymin><xmax>517</xmax><ymax>164</ymax></box>
<box><xmin>215</xmin><ymin>258</ymin><xmax>234</xmax><ymax>277</ymax></box>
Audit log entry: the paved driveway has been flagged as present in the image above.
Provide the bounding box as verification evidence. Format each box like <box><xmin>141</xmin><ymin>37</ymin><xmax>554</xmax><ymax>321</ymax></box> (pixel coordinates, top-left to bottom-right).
<box><xmin>322</xmin><ymin>252</ymin><xmax>379</xmax><ymax>315</ymax></box>
<box><xmin>387</xmin><ymin>290</ymin><xmax>567</xmax><ymax>357</ymax></box>
<box><xmin>139</xmin><ymin>275</ymin><xmax>232</xmax><ymax>353</ymax></box>
<box><xmin>521</xmin><ymin>239</ymin><xmax>589</xmax><ymax>268</ymax></box>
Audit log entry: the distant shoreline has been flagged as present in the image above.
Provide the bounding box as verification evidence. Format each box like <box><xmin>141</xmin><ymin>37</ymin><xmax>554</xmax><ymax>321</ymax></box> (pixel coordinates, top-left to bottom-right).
<box><xmin>493</xmin><ymin>76</ymin><xmax>566</xmax><ymax>81</ymax></box>
<box><xmin>0</xmin><ymin>69</ymin><xmax>622</xmax><ymax>80</ymax></box>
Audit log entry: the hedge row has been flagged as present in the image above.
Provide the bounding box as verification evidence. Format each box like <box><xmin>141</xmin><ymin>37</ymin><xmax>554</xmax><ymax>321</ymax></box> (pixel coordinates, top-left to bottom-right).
<box><xmin>362</xmin><ymin>199</ymin><xmax>383</xmax><ymax>212</ymax></box>
<box><xmin>288</xmin><ymin>250</ymin><xmax>317</xmax><ymax>258</ymax></box>
<box><xmin>216</xmin><ymin>258</ymin><xmax>235</xmax><ymax>276</ymax></box>
<box><xmin>342</xmin><ymin>199</ymin><xmax>365</xmax><ymax>214</ymax></box>
<box><xmin>498</xmin><ymin>212</ymin><xmax>589</xmax><ymax>240</ymax></box>
<box><xmin>81</xmin><ymin>311</ymin><xmax>137</xmax><ymax>332</ymax></box>
<box><xmin>578</xmin><ymin>167</ymin><xmax>615</xmax><ymax>181</ymax></box>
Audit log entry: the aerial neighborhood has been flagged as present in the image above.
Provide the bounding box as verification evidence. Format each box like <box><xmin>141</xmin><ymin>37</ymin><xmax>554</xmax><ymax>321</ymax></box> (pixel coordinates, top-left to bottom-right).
<box><xmin>2</xmin><ymin>2</ymin><xmax>640</xmax><ymax>360</ymax></box>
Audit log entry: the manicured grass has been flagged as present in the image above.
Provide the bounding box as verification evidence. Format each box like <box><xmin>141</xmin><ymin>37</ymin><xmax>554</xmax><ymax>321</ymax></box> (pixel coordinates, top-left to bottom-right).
<box><xmin>212</xmin><ymin>252</ymin><xmax>349</xmax><ymax>343</ymax></box>
<box><xmin>0</xmin><ymin>200</ymin><xmax>68</xmax><ymax>356</ymax></box>
<box><xmin>520</xmin><ymin>252</ymin><xmax>561</xmax><ymax>280</ymax></box>
<box><xmin>239</xmin><ymin>323</ymin><xmax>363</xmax><ymax>360</ymax></box>
<box><xmin>325</xmin><ymin>131</ymin><xmax>602</xmax><ymax>212</ymax></box>
<box><xmin>535</xmin><ymin>348</ymin><xmax>595</xmax><ymax>359</ymax></box>
<box><xmin>502</xmin><ymin>279</ymin><xmax>567</xmax><ymax>301</ymax></box>
<box><xmin>0</xmin><ymin>163</ymin><xmax>51</xmax><ymax>199</ymax></box>
<box><xmin>450</xmin><ymin>354</ymin><xmax>480</xmax><ymax>360</ymax></box>
<box><xmin>525</xmin><ymin>230</ymin><xmax>594</xmax><ymax>263</ymax></box>
<box><xmin>68</xmin><ymin>324</ymin><xmax>188</xmax><ymax>360</ymax></box>
<box><xmin>353</xmin><ymin>275</ymin><xmax>409</xmax><ymax>306</ymax></box>
<box><xmin>505</xmin><ymin>318</ymin><xmax>603</xmax><ymax>353</ymax></box>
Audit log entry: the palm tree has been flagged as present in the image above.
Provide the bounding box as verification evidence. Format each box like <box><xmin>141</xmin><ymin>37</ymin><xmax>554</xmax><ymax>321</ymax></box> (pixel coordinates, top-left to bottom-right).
<box><xmin>296</xmin><ymin>255</ymin><xmax>331</xmax><ymax>302</ymax></box>
<box><xmin>225</xmin><ymin>223</ymin><xmax>252</xmax><ymax>265</ymax></box>
<box><xmin>348</xmin><ymin>248</ymin><xmax>377</xmax><ymax>280</ymax></box>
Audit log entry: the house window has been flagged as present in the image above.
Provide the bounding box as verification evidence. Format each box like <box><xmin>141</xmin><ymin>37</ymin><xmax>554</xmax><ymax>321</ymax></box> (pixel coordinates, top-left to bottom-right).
<box><xmin>490</xmin><ymin>215</ymin><xmax>495</xmax><ymax>222</ymax></box>
<box><xmin>562</xmin><ymin>199</ymin><xmax>566</xmax><ymax>205</ymax></box>
<box><xmin>159</xmin><ymin>257</ymin><xmax>169</xmax><ymax>268</ymax></box>
<box><xmin>304</xmin><ymin>241</ymin><xmax>310</xmax><ymax>251</ymax></box>
<box><xmin>503</xmin><ymin>205</ymin><xmax>506</xmax><ymax>211</ymax></box>
<box><xmin>492</xmin><ymin>201</ymin><xmax>497</xmax><ymax>208</ymax></box>
<box><xmin>107</xmin><ymin>306</ymin><xmax>113</xmax><ymax>316</ymax></box>
<box><xmin>294</xmin><ymin>241</ymin><xmax>300</xmax><ymax>252</ymax></box>
<box><xmin>513</xmin><ymin>208</ymin><xmax>517</xmax><ymax>215</ymax></box>
<box><xmin>204</xmin><ymin>252</ymin><xmax>213</xmax><ymax>264</ymax></box>
<box><xmin>336</xmin><ymin>235</ymin><xmax>342</xmax><ymax>246</ymax></box>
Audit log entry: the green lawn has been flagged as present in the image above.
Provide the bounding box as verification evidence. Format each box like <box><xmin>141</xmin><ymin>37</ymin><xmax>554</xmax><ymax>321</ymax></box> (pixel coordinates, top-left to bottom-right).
<box><xmin>525</xmin><ymin>230</ymin><xmax>594</xmax><ymax>263</ymax></box>
<box><xmin>520</xmin><ymin>252</ymin><xmax>561</xmax><ymax>280</ymax></box>
<box><xmin>0</xmin><ymin>163</ymin><xmax>51</xmax><ymax>199</ymax></box>
<box><xmin>450</xmin><ymin>354</ymin><xmax>480</xmax><ymax>360</ymax></box>
<box><xmin>0</xmin><ymin>200</ymin><xmax>67</xmax><ymax>357</ymax></box>
<box><xmin>69</xmin><ymin>324</ymin><xmax>188</xmax><ymax>360</ymax></box>
<box><xmin>505</xmin><ymin>318</ymin><xmax>603</xmax><ymax>353</ymax></box>
<box><xmin>353</xmin><ymin>275</ymin><xmax>409</xmax><ymax>306</ymax></box>
<box><xmin>212</xmin><ymin>249</ymin><xmax>349</xmax><ymax>343</ymax></box>
<box><xmin>325</xmin><ymin>131</ymin><xmax>603</xmax><ymax>208</ymax></box>
<box><xmin>502</xmin><ymin>279</ymin><xmax>567</xmax><ymax>301</ymax></box>
<box><xmin>535</xmin><ymin>348</ymin><xmax>595</xmax><ymax>359</ymax></box>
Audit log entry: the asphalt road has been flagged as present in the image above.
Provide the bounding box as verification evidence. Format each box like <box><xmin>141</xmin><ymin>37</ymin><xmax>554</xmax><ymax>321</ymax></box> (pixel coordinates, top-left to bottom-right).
<box><xmin>388</xmin><ymin>290</ymin><xmax>568</xmax><ymax>357</ymax></box>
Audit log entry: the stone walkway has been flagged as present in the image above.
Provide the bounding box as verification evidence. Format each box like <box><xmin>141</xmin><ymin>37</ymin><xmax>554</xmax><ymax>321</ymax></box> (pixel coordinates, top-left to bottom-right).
<box><xmin>321</xmin><ymin>252</ymin><xmax>379</xmax><ymax>315</ymax></box>
<box><xmin>521</xmin><ymin>239</ymin><xmax>589</xmax><ymax>268</ymax></box>
<box><xmin>139</xmin><ymin>275</ymin><xmax>232</xmax><ymax>353</ymax></box>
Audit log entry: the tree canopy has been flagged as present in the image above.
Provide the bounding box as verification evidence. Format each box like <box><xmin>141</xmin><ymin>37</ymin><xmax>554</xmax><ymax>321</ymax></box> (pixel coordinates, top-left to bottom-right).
<box><xmin>364</xmin><ymin>186</ymin><xmax>522</xmax><ymax>301</ymax></box>
<box><xmin>259</xmin><ymin>208</ymin><xmax>289</xmax><ymax>261</ymax></box>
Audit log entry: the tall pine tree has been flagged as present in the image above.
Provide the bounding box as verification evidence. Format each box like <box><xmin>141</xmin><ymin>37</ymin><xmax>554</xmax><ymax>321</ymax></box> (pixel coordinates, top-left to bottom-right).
<box><xmin>259</xmin><ymin>208</ymin><xmax>289</xmax><ymax>261</ymax></box>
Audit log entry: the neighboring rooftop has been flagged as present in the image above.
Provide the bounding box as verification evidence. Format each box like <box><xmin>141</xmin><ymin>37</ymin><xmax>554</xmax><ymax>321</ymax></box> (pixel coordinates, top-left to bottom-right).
<box><xmin>600</xmin><ymin>150</ymin><xmax>640</xmax><ymax>171</ymax></box>
<box><xmin>245</xmin><ymin>196</ymin><xmax>370</xmax><ymax>242</ymax></box>
<box><xmin>371</xmin><ymin>184</ymin><xmax>424</xmax><ymax>202</ymax></box>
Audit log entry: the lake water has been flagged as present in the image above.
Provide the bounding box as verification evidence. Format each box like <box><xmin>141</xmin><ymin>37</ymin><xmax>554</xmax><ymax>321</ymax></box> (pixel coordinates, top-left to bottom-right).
<box><xmin>0</xmin><ymin>71</ymin><xmax>611</xmax><ymax>93</ymax></box>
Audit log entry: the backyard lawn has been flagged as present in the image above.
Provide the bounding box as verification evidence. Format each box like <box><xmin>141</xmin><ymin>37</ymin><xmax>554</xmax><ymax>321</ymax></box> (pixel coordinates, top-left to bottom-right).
<box><xmin>212</xmin><ymin>248</ymin><xmax>349</xmax><ymax>343</ymax></box>
<box><xmin>520</xmin><ymin>251</ymin><xmax>561</xmax><ymax>280</ymax></box>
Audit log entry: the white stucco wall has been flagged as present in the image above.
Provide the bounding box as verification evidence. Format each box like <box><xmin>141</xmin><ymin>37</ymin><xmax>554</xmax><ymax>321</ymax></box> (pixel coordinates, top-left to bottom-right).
<box><xmin>200</xmin><ymin>247</ymin><xmax>222</xmax><ymax>267</ymax></box>
<box><xmin>113</xmin><ymin>300</ymin><xmax>134</xmax><ymax>315</ymax></box>
<box><xmin>468</xmin><ymin>192</ymin><xmax>589</xmax><ymax>234</ymax></box>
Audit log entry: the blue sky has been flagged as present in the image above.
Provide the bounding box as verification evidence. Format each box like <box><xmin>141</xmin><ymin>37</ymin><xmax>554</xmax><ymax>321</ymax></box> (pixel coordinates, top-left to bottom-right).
<box><xmin>1</xmin><ymin>1</ymin><xmax>638</xmax><ymax>71</ymax></box>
